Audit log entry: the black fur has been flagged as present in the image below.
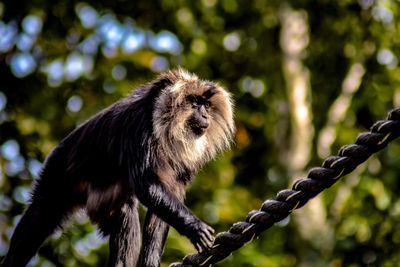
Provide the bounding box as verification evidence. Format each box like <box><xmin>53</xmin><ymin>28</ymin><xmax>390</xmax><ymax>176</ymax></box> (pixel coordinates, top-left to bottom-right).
<box><xmin>2</xmin><ymin>75</ymin><xmax>216</xmax><ymax>267</ymax></box>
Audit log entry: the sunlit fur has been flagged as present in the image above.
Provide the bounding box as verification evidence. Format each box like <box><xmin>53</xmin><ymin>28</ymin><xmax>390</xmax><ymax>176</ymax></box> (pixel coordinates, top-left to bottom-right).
<box><xmin>152</xmin><ymin>69</ymin><xmax>235</xmax><ymax>173</ymax></box>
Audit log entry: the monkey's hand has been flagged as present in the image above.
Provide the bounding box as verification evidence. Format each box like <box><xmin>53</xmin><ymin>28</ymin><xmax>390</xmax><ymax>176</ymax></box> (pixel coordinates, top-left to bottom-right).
<box><xmin>187</xmin><ymin>220</ymin><xmax>215</xmax><ymax>253</ymax></box>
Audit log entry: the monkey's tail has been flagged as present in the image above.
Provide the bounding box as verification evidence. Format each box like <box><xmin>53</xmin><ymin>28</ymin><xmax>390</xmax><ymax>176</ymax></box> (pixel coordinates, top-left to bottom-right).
<box><xmin>2</xmin><ymin>192</ymin><xmax>73</xmax><ymax>267</ymax></box>
<box><xmin>2</xmin><ymin>205</ymin><xmax>48</xmax><ymax>265</ymax></box>
<box><xmin>2</xmin><ymin>168</ymin><xmax>80</xmax><ymax>267</ymax></box>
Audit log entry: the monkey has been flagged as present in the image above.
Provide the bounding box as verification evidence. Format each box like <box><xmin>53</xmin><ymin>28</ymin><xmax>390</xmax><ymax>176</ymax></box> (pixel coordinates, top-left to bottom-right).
<box><xmin>2</xmin><ymin>68</ymin><xmax>235</xmax><ymax>267</ymax></box>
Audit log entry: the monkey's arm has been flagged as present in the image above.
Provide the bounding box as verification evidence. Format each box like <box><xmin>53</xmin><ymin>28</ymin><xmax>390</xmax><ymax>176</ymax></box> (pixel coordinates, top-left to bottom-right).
<box><xmin>135</xmin><ymin>175</ymin><xmax>214</xmax><ymax>252</ymax></box>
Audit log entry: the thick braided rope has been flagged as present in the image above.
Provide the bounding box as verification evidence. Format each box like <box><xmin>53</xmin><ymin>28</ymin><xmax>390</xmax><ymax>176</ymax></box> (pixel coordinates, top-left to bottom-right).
<box><xmin>170</xmin><ymin>108</ymin><xmax>400</xmax><ymax>267</ymax></box>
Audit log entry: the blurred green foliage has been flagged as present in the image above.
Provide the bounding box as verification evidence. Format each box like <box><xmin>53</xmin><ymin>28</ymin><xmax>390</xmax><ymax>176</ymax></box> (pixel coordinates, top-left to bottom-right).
<box><xmin>1</xmin><ymin>0</ymin><xmax>400</xmax><ymax>266</ymax></box>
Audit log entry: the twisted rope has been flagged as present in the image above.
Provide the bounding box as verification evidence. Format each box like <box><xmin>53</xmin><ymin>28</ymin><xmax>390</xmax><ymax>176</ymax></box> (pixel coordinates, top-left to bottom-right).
<box><xmin>170</xmin><ymin>108</ymin><xmax>400</xmax><ymax>267</ymax></box>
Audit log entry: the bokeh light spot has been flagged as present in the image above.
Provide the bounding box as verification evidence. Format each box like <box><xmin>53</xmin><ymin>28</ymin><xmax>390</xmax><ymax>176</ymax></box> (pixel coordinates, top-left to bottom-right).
<box><xmin>150</xmin><ymin>31</ymin><xmax>183</xmax><ymax>55</ymax></box>
<box><xmin>6</xmin><ymin>156</ymin><xmax>25</xmax><ymax>176</ymax></box>
<box><xmin>240</xmin><ymin>77</ymin><xmax>265</xmax><ymax>97</ymax></box>
<box><xmin>0</xmin><ymin>194</ymin><xmax>12</xmax><ymax>211</ymax></box>
<box><xmin>79</xmin><ymin>34</ymin><xmax>100</xmax><ymax>55</ymax></box>
<box><xmin>22</xmin><ymin>15</ymin><xmax>43</xmax><ymax>36</ymax></box>
<box><xmin>1</xmin><ymin>140</ymin><xmax>20</xmax><ymax>160</ymax></box>
<box><xmin>98</xmin><ymin>15</ymin><xmax>124</xmax><ymax>48</ymax></box>
<box><xmin>0</xmin><ymin>91</ymin><xmax>7</xmax><ymax>111</ymax></box>
<box><xmin>0</xmin><ymin>21</ymin><xmax>17</xmax><ymax>52</ymax></box>
<box><xmin>112</xmin><ymin>65</ymin><xmax>127</xmax><ymax>80</ymax></box>
<box><xmin>28</xmin><ymin>158</ymin><xmax>42</xmax><ymax>179</ymax></box>
<box><xmin>150</xmin><ymin>56</ymin><xmax>169</xmax><ymax>72</ymax></box>
<box><xmin>372</xmin><ymin>6</ymin><xmax>393</xmax><ymax>24</ymax></box>
<box><xmin>223</xmin><ymin>32</ymin><xmax>241</xmax><ymax>51</ymax></box>
<box><xmin>176</xmin><ymin>8</ymin><xmax>193</xmax><ymax>27</ymax></box>
<box><xmin>359</xmin><ymin>0</ymin><xmax>374</xmax><ymax>9</ymax></box>
<box><xmin>191</xmin><ymin>39</ymin><xmax>207</xmax><ymax>55</ymax></box>
<box><xmin>42</xmin><ymin>59</ymin><xmax>64</xmax><ymax>87</ymax></box>
<box><xmin>13</xmin><ymin>186</ymin><xmax>31</xmax><ymax>204</ymax></box>
<box><xmin>377</xmin><ymin>49</ymin><xmax>398</xmax><ymax>69</ymax></box>
<box><xmin>201</xmin><ymin>0</ymin><xmax>217</xmax><ymax>7</ymax></box>
<box><xmin>16</xmin><ymin>33</ymin><xmax>36</xmax><ymax>51</ymax></box>
<box><xmin>103</xmin><ymin>80</ymin><xmax>116</xmax><ymax>94</ymax></box>
<box><xmin>10</xmin><ymin>52</ymin><xmax>37</xmax><ymax>77</ymax></box>
<box><xmin>122</xmin><ymin>31</ymin><xmax>145</xmax><ymax>54</ymax></box>
<box><xmin>65</xmin><ymin>53</ymin><xmax>84</xmax><ymax>81</ymax></box>
<box><xmin>67</xmin><ymin>95</ymin><xmax>83</xmax><ymax>113</ymax></box>
<box><xmin>76</xmin><ymin>3</ymin><xmax>99</xmax><ymax>29</ymax></box>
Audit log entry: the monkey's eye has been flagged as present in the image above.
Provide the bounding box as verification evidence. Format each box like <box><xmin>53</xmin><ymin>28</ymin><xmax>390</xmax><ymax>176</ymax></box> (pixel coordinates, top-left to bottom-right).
<box><xmin>187</xmin><ymin>95</ymin><xmax>196</xmax><ymax>104</ymax></box>
<box><xmin>204</xmin><ymin>102</ymin><xmax>211</xmax><ymax>109</ymax></box>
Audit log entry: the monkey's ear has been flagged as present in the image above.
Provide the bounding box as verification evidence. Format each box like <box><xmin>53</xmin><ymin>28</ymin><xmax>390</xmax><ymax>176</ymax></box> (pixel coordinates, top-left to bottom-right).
<box><xmin>152</xmin><ymin>73</ymin><xmax>175</xmax><ymax>90</ymax></box>
<box><xmin>152</xmin><ymin>69</ymin><xmax>184</xmax><ymax>90</ymax></box>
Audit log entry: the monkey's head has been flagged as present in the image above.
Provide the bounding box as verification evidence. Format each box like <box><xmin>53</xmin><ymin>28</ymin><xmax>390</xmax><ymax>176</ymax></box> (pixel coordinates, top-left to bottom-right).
<box><xmin>152</xmin><ymin>69</ymin><xmax>235</xmax><ymax>170</ymax></box>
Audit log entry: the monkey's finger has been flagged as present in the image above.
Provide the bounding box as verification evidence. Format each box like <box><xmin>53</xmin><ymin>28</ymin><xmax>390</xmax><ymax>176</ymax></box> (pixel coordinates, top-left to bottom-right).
<box><xmin>200</xmin><ymin>236</ymin><xmax>211</xmax><ymax>249</ymax></box>
<box><xmin>204</xmin><ymin>237</ymin><xmax>214</xmax><ymax>249</ymax></box>
<box><xmin>207</xmin><ymin>226</ymin><xmax>215</xmax><ymax>234</ymax></box>
<box><xmin>204</xmin><ymin>229</ymin><xmax>215</xmax><ymax>243</ymax></box>
<box><xmin>200</xmin><ymin>231</ymin><xmax>210</xmax><ymax>242</ymax></box>
<box><xmin>200</xmin><ymin>232</ymin><xmax>214</xmax><ymax>248</ymax></box>
<box><xmin>194</xmin><ymin>242</ymin><xmax>203</xmax><ymax>253</ymax></box>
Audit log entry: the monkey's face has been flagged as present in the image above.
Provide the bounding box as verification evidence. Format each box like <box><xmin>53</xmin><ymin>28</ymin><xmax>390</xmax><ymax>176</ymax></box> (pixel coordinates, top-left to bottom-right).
<box><xmin>153</xmin><ymin>69</ymin><xmax>235</xmax><ymax>170</ymax></box>
<box><xmin>186</xmin><ymin>94</ymin><xmax>211</xmax><ymax>137</ymax></box>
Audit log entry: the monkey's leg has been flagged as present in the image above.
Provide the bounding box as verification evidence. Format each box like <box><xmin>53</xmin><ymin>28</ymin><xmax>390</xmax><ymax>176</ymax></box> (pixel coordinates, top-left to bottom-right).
<box><xmin>2</xmin><ymin>194</ymin><xmax>75</xmax><ymax>267</ymax></box>
<box><xmin>140</xmin><ymin>212</ymin><xmax>170</xmax><ymax>267</ymax></box>
<box><xmin>108</xmin><ymin>198</ymin><xmax>141</xmax><ymax>267</ymax></box>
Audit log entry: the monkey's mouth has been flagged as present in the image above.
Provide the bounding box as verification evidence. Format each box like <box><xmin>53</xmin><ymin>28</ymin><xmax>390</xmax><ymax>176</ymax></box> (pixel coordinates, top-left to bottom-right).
<box><xmin>188</xmin><ymin>117</ymin><xmax>209</xmax><ymax>137</ymax></box>
<box><xmin>191</xmin><ymin>126</ymin><xmax>206</xmax><ymax>137</ymax></box>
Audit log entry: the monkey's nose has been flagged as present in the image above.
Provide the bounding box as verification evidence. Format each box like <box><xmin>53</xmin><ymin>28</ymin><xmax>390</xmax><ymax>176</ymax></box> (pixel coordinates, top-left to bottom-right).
<box><xmin>198</xmin><ymin>115</ymin><xmax>209</xmax><ymax>129</ymax></box>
